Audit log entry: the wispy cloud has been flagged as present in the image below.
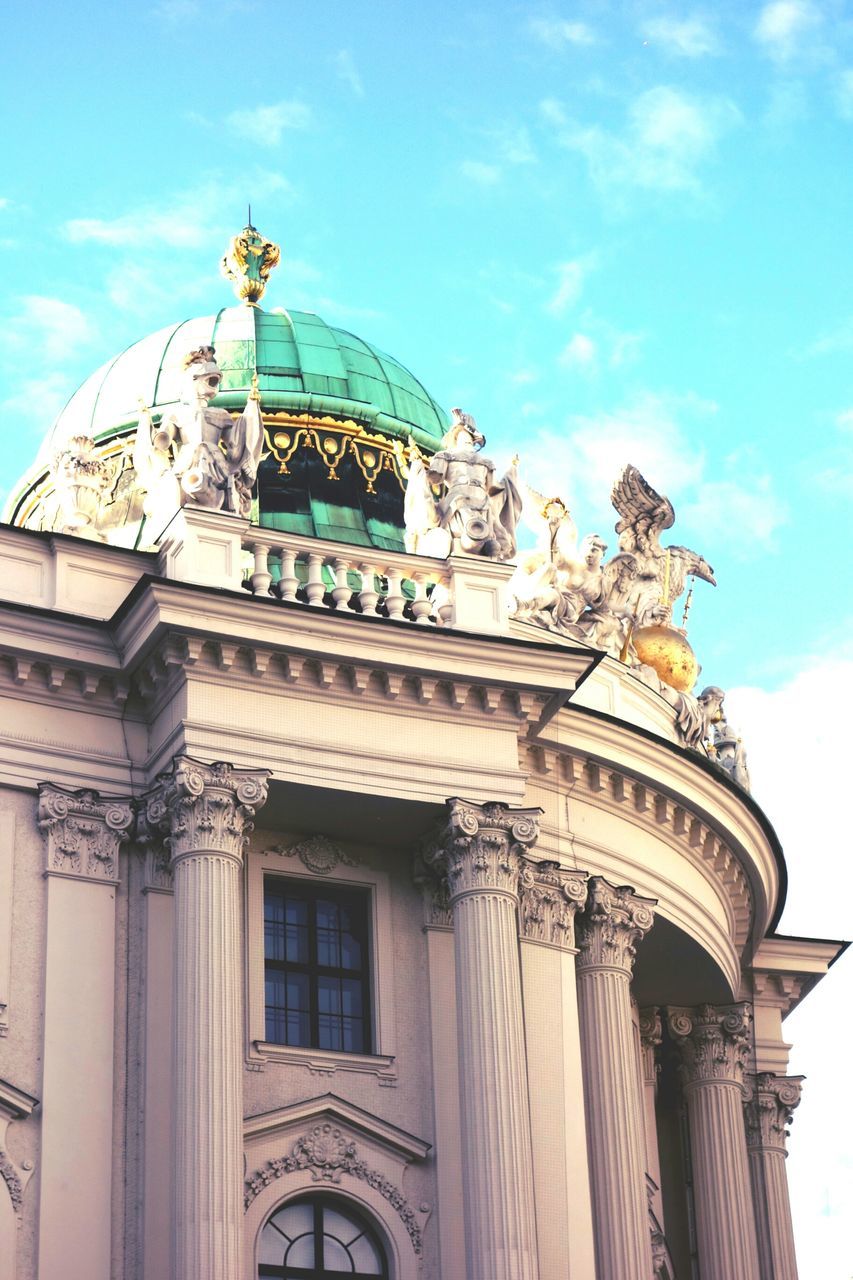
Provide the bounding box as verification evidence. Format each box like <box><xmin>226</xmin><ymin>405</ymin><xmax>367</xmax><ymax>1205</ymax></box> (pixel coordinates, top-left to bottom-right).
<box><xmin>63</xmin><ymin>175</ymin><xmax>292</xmax><ymax>251</ymax></box>
<box><xmin>542</xmin><ymin>85</ymin><xmax>740</xmax><ymax>199</ymax></box>
<box><xmin>559</xmin><ymin>332</ymin><xmax>598</xmax><ymax>370</ymax></box>
<box><xmin>333</xmin><ymin>50</ymin><xmax>364</xmax><ymax>97</ymax></box>
<box><xmin>528</xmin><ymin>16</ymin><xmax>596</xmax><ymax>49</ymax></box>
<box><xmin>836</xmin><ymin>68</ymin><xmax>853</xmax><ymax>119</ymax></box>
<box><xmin>641</xmin><ymin>14</ymin><xmax>721</xmax><ymax>58</ymax></box>
<box><xmin>754</xmin><ymin>0</ymin><xmax>822</xmax><ymax>63</ymax></box>
<box><xmin>804</xmin><ymin>315</ymin><xmax>853</xmax><ymax>356</ymax></box>
<box><xmin>459</xmin><ymin>160</ymin><xmax>502</xmax><ymax>185</ymax></box>
<box><xmin>225</xmin><ymin>100</ymin><xmax>312</xmax><ymax>147</ymax></box>
<box><xmin>0</xmin><ymin>372</ymin><xmax>75</xmax><ymax>439</ymax></box>
<box><xmin>0</xmin><ymin>295</ymin><xmax>96</xmax><ymax>364</ymax></box>
<box><xmin>812</xmin><ymin>407</ymin><xmax>853</xmax><ymax>496</ymax></box>
<box><xmin>680</xmin><ymin>475</ymin><xmax>788</xmax><ymax>552</ymax></box>
<box><xmin>546</xmin><ymin>254</ymin><xmax>597</xmax><ymax>314</ymax></box>
<box><xmin>152</xmin><ymin>0</ymin><xmax>201</xmax><ymax>22</ymax></box>
<box><xmin>493</xmin><ymin>125</ymin><xmax>537</xmax><ymax>165</ymax></box>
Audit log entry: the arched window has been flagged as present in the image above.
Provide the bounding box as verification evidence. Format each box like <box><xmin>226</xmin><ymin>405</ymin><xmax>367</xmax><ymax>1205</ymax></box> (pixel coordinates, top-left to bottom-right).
<box><xmin>258</xmin><ymin>1195</ymin><xmax>389</xmax><ymax>1278</ymax></box>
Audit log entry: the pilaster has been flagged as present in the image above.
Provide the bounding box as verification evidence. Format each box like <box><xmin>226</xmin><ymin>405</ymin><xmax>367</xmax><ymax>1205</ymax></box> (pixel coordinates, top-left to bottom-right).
<box><xmin>744</xmin><ymin>1073</ymin><xmax>803</xmax><ymax>1280</ymax></box>
<box><xmin>140</xmin><ymin>756</ymin><xmax>269</xmax><ymax>1280</ymax></box>
<box><xmin>575</xmin><ymin>877</ymin><xmax>656</xmax><ymax>1280</ymax></box>
<box><xmin>425</xmin><ymin>798</ymin><xmax>541</xmax><ymax>1280</ymax></box>
<box><xmin>36</xmin><ymin>784</ymin><xmax>132</xmax><ymax>1280</ymax></box>
<box><xmin>668</xmin><ymin>1004</ymin><xmax>761</xmax><ymax>1280</ymax></box>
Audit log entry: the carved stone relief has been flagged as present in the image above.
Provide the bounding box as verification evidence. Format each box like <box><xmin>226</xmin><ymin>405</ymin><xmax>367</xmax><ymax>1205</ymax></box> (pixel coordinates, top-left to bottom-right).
<box><xmin>37</xmin><ymin>784</ymin><xmax>133</xmax><ymax>882</ymax></box>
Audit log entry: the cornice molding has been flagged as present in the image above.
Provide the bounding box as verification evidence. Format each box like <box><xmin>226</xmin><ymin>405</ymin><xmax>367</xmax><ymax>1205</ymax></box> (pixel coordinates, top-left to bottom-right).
<box><xmin>523</xmin><ymin>742</ymin><xmax>753</xmax><ymax>954</ymax></box>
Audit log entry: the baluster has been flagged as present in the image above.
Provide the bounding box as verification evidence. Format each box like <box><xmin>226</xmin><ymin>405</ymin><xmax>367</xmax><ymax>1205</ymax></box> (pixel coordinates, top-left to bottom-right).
<box><xmin>331</xmin><ymin>558</ymin><xmax>353</xmax><ymax>611</ymax></box>
<box><xmin>410</xmin><ymin>574</ymin><xmax>433</xmax><ymax>625</ymax></box>
<box><xmin>358</xmin><ymin>564</ymin><xmax>379</xmax><ymax>616</ymax></box>
<box><xmin>305</xmin><ymin>552</ymin><xmax>326</xmax><ymax>607</ymax></box>
<box><xmin>384</xmin><ymin>566</ymin><xmax>406</xmax><ymax>620</ymax></box>
<box><xmin>278</xmin><ymin>546</ymin><xmax>299</xmax><ymax>602</ymax></box>
<box><xmin>434</xmin><ymin>575</ymin><xmax>453</xmax><ymax>626</ymax></box>
<box><xmin>250</xmin><ymin>543</ymin><xmax>272</xmax><ymax>596</ymax></box>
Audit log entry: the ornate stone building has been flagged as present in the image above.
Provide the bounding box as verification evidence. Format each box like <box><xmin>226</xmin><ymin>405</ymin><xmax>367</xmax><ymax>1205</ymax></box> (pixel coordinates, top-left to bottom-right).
<box><xmin>0</xmin><ymin>227</ymin><xmax>845</xmax><ymax>1280</ymax></box>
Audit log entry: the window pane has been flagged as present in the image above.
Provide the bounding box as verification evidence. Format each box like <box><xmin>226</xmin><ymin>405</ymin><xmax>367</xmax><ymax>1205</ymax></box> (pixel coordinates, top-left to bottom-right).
<box><xmin>341</xmin><ymin>979</ymin><xmax>363</xmax><ymax>1017</ymax></box>
<box><xmin>322</xmin><ymin>1235</ymin><xmax>352</xmax><ymax>1270</ymax></box>
<box><xmin>340</xmin><ymin>931</ymin><xmax>362</xmax><ymax>970</ymax></box>
<box><xmin>318</xmin><ymin>1014</ymin><xmax>343</xmax><ymax>1051</ymax></box>
<box><xmin>342</xmin><ymin>1017</ymin><xmax>364</xmax><ymax>1053</ymax></box>
<box><xmin>271</xmin><ymin>1200</ymin><xmax>314</xmax><ymax>1239</ymax></box>
<box><xmin>349</xmin><ymin>1233</ymin><xmax>384</xmax><ymax>1274</ymax></box>
<box><xmin>317</xmin><ymin>924</ymin><xmax>341</xmax><ymax>968</ymax></box>
<box><xmin>318</xmin><ymin>978</ymin><xmax>342</xmax><ymax>1014</ymax></box>
<box><xmin>285</xmin><ymin>1232</ymin><xmax>316</xmax><ymax>1267</ymax></box>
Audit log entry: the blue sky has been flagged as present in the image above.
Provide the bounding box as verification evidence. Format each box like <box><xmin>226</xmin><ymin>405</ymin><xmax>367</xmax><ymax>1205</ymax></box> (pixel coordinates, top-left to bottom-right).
<box><xmin>1</xmin><ymin>2</ymin><xmax>852</xmax><ymax>1272</ymax></box>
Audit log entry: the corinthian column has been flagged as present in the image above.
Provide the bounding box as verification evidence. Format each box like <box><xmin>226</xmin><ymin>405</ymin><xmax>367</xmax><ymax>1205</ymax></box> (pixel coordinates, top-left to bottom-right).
<box><xmin>668</xmin><ymin>1004</ymin><xmax>761</xmax><ymax>1280</ymax></box>
<box><xmin>140</xmin><ymin>757</ymin><xmax>269</xmax><ymax>1280</ymax></box>
<box><xmin>425</xmin><ymin>798</ymin><xmax>541</xmax><ymax>1280</ymax></box>
<box><xmin>575</xmin><ymin>877</ymin><xmax>656</xmax><ymax>1280</ymax></box>
<box><xmin>744</xmin><ymin>1073</ymin><xmax>804</xmax><ymax>1280</ymax></box>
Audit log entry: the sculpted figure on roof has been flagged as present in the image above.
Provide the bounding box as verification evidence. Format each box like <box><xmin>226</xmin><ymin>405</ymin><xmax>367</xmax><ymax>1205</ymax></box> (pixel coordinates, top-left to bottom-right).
<box><xmin>403</xmin><ymin>409</ymin><xmax>522</xmax><ymax>560</ymax></box>
<box><xmin>509</xmin><ymin>487</ymin><xmax>609</xmax><ymax>632</ymax></box>
<box><xmin>133</xmin><ymin>346</ymin><xmax>264</xmax><ymax>531</ymax></box>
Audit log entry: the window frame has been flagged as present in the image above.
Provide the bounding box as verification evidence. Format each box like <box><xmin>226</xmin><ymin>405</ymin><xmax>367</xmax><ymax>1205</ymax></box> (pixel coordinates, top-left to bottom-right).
<box><xmin>246</xmin><ymin>843</ymin><xmax>398</xmax><ymax>1082</ymax></box>
<box><xmin>258</xmin><ymin>1194</ymin><xmax>390</xmax><ymax>1279</ymax></box>
<box><xmin>263</xmin><ymin>878</ymin><xmax>373</xmax><ymax>1055</ymax></box>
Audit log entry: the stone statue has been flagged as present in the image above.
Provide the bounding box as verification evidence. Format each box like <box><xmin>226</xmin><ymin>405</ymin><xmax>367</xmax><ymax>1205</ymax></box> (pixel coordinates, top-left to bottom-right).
<box><xmin>610</xmin><ymin>464</ymin><xmax>715</xmax><ymax>626</ymax></box>
<box><xmin>510</xmin><ymin>487</ymin><xmax>609</xmax><ymax>631</ymax></box>
<box><xmin>698</xmin><ymin>686</ymin><xmax>751</xmax><ymax>790</ymax></box>
<box><xmin>133</xmin><ymin>346</ymin><xmax>264</xmax><ymax>530</ymax></box>
<box><xmin>402</xmin><ymin>409</ymin><xmax>522</xmax><ymax>560</ymax></box>
<box><xmin>50</xmin><ymin>435</ymin><xmax>116</xmax><ymax>539</ymax></box>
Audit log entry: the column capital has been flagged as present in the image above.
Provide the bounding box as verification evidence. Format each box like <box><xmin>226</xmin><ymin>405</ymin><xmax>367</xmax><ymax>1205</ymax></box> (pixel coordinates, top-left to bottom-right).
<box><xmin>138</xmin><ymin>756</ymin><xmax>269</xmax><ymax>864</ymax></box>
<box><xmin>424</xmin><ymin>798</ymin><xmax>540</xmax><ymax>900</ymax></box>
<box><xmin>638</xmin><ymin>1006</ymin><xmax>663</xmax><ymax>1085</ymax></box>
<box><xmin>38</xmin><ymin>782</ymin><xmax>133</xmax><ymax>883</ymax></box>
<box><xmin>744</xmin><ymin>1073</ymin><xmax>804</xmax><ymax>1154</ymax></box>
<box><xmin>575</xmin><ymin>877</ymin><xmax>655</xmax><ymax>976</ymax></box>
<box><xmin>518</xmin><ymin>860</ymin><xmax>588</xmax><ymax>949</ymax></box>
<box><xmin>668</xmin><ymin>1003</ymin><xmax>753</xmax><ymax>1091</ymax></box>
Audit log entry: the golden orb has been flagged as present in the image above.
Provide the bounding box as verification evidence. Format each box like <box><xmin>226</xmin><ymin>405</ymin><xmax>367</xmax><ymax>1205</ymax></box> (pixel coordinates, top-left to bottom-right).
<box><xmin>633</xmin><ymin>624</ymin><xmax>700</xmax><ymax>693</ymax></box>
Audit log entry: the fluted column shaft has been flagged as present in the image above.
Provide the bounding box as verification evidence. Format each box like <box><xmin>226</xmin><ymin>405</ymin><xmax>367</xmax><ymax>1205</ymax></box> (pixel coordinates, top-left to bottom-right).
<box><xmin>426</xmin><ymin>799</ymin><xmax>541</xmax><ymax>1280</ymax></box>
<box><xmin>140</xmin><ymin>757</ymin><xmax>269</xmax><ymax>1280</ymax></box>
<box><xmin>575</xmin><ymin>877</ymin><xmax>656</xmax><ymax>1280</ymax></box>
<box><xmin>669</xmin><ymin>1005</ymin><xmax>761</xmax><ymax>1280</ymax></box>
<box><xmin>745</xmin><ymin>1074</ymin><xmax>803</xmax><ymax>1280</ymax></box>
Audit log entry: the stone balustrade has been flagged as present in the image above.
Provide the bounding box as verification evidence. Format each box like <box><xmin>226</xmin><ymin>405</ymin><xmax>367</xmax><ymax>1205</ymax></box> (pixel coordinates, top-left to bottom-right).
<box><xmin>241</xmin><ymin>530</ymin><xmax>452</xmax><ymax>626</ymax></box>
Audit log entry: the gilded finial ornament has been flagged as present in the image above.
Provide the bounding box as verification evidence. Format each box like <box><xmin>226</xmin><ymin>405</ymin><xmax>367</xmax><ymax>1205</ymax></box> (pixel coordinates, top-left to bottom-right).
<box><xmin>221</xmin><ymin>221</ymin><xmax>281</xmax><ymax>305</ymax></box>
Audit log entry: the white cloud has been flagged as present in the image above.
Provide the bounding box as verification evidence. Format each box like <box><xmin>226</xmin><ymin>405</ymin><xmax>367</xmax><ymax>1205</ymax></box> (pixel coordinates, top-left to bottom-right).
<box><xmin>544</xmin><ymin>85</ymin><xmax>740</xmax><ymax>197</ymax></box>
<box><xmin>805</xmin><ymin>316</ymin><xmax>853</xmax><ymax>356</ymax></box>
<box><xmin>494</xmin><ymin>126</ymin><xmax>537</xmax><ymax>165</ymax></box>
<box><xmin>754</xmin><ymin>0</ymin><xmax>822</xmax><ymax>62</ymax></box>
<box><xmin>0</xmin><ymin>197</ymin><xmax>9</xmax><ymax>210</ymax></box>
<box><xmin>225</xmin><ymin>100</ymin><xmax>312</xmax><ymax>147</ymax></box>
<box><xmin>522</xmin><ymin>390</ymin><xmax>710</xmax><ymax>525</ymax></box>
<box><xmin>459</xmin><ymin>160</ymin><xmax>502</xmax><ymax>185</ymax></box>
<box><xmin>559</xmin><ymin>332</ymin><xmax>598</xmax><ymax>369</ymax></box>
<box><xmin>529</xmin><ymin>17</ymin><xmax>596</xmax><ymax>48</ymax></box>
<box><xmin>725</xmin><ymin>649</ymin><xmax>853</xmax><ymax>1277</ymax></box>
<box><xmin>836</xmin><ymin>408</ymin><xmax>853</xmax><ymax>432</ymax></box>
<box><xmin>0</xmin><ymin>295</ymin><xmax>95</xmax><ymax>365</ymax></box>
<box><xmin>836</xmin><ymin>68</ymin><xmax>853</xmax><ymax>119</ymax></box>
<box><xmin>546</xmin><ymin>255</ymin><xmax>597</xmax><ymax>314</ymax></box>
<box><xmin>609</xmin><ymin>330</ymin><xmax>643</xmax><ymax>368</ymax></box>
<box><xmin>510</xmin><ymin>368</ymin><xmax>539</xmax><ymax>386</ymax></box>
<box><xmin>64</xmin><ymin>174</ymin><xmax>292</xmax><ymax>251</ymax></box>
<box><xmin>152</xmin><ymin>0</ymin><xmax>201</xmax><ymax>21</ymax></box>
<box><xmin>334</xmin><ymin>50</ymin><xmax>364</xmax><ymax>97</ymax></box>
<box><xmin>641</xmin><ymin>14</ymin><xmax>720</xmax><ymax>58</ymax></box>
<box><xmin>679</xmin><ymin>475</ymin><xmax>788</xmax><ymax>552</ymax></box>
<box><xmin>0</xmin><ymin>372</ymin><xmax>75</xmax><ymax>438</ymax></box>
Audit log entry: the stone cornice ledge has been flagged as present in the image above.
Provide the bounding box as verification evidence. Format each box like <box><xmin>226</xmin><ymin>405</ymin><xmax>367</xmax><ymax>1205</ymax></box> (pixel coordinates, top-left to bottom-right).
<box><xmin>538</xmin><ymin>705</ymin><xmax>781</xmax><ymax>952</ymax></box>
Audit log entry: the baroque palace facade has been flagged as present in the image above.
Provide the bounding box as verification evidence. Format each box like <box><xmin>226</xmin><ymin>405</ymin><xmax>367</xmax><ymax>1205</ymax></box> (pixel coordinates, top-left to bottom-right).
<box><xmin>0</xmin><ymin>226</ymin><xmax>845</xmax><ymax>1280</ymax></box>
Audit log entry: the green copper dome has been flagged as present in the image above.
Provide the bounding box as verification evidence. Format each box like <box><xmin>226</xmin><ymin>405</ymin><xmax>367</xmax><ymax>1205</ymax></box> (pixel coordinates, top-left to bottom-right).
<box><xmin>38</xmin><ymin>304</ymin><xmax>448</xmax><ymax>460</ymax></box>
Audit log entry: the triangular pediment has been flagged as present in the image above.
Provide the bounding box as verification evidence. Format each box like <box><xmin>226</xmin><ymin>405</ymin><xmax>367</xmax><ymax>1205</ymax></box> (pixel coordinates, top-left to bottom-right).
<box><xmin>243</xmin><ymin>1092</ymin><xmax>430</xmax><ymax>1163</ymax></box>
